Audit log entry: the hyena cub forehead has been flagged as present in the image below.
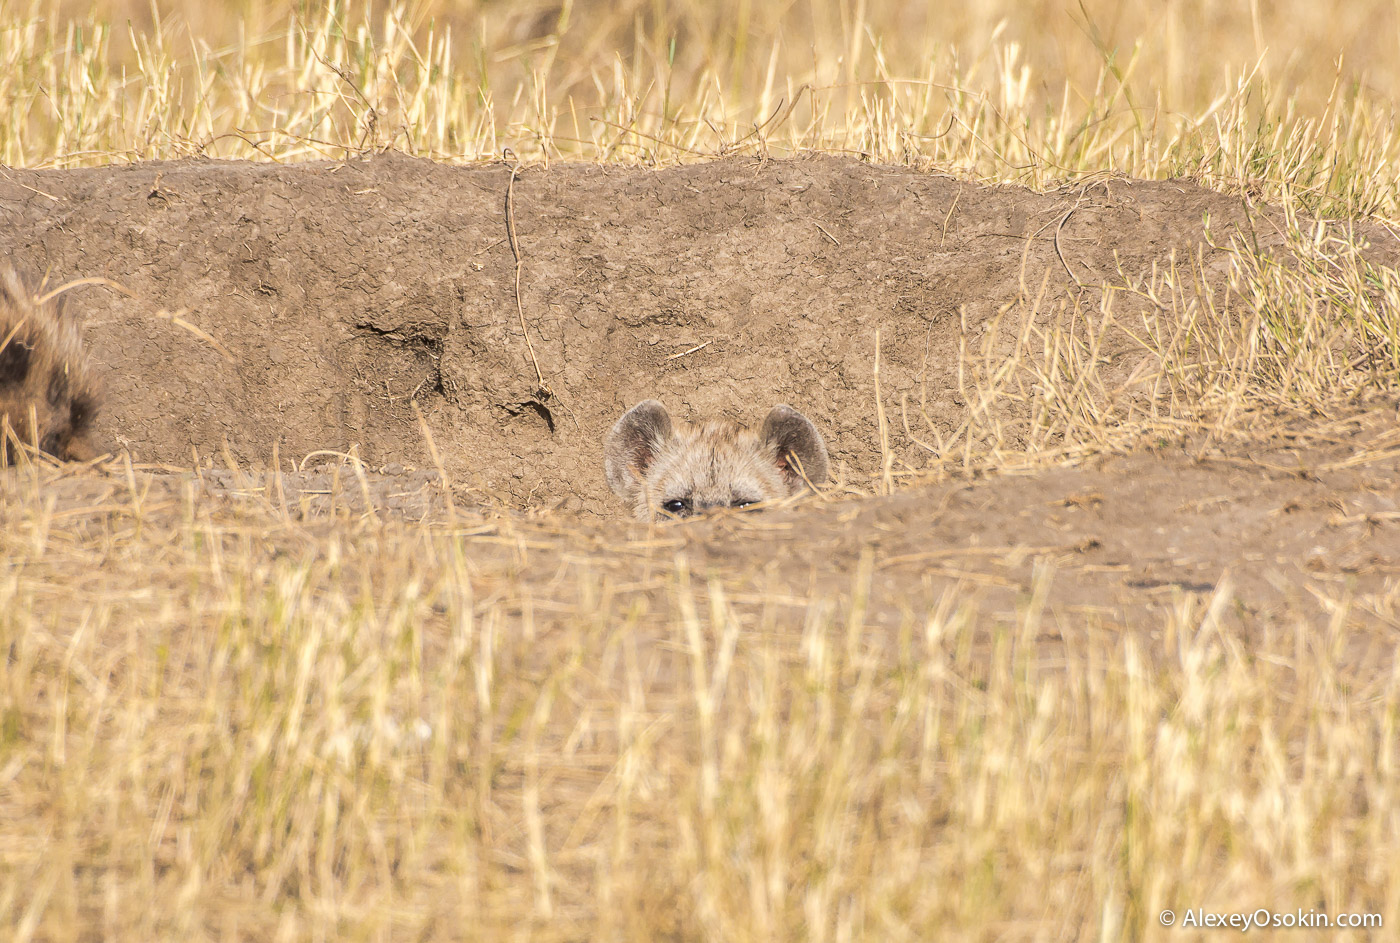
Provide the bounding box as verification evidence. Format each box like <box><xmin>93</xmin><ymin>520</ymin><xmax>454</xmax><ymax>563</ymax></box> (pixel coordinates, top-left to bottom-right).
<box><xmin>604</xmin><ymin>400</ymin><xmax>829</xmax><ymax>520</ymax></box>
<box><xmin>0</xmin><ymin>266</ymin><xmax>100</xmax><ymax>466</ymax></box>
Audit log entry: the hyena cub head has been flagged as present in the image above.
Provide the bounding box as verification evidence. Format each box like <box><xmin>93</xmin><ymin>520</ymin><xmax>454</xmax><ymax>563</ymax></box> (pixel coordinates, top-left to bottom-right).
<box><xmin>0</xmin><ymin>267</ymin><xmax>100</xmax><ymax>465</ymax></box>
<box><xmin>605</xmin><ymin>400</ymin><xmax>829</xmax><ymax>520</ymax></box>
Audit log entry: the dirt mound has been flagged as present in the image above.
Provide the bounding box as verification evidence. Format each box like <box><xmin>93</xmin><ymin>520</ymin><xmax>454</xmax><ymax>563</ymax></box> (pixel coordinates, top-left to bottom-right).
<box><xmin>0</xmin><ymin>154</ymin><xmax>1391</xmax><ymax>514</ymax></box>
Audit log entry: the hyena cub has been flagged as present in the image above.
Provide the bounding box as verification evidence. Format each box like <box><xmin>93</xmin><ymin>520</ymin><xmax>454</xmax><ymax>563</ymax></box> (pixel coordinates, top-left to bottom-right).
<box><xmin>605</xmin><ymin>400</ymin><xmax>828</xmax><ymax>520</ymax></box>
<box><xmin>0</xmin><ymin>267</ymin><xmax>100</xmax><ymax>465</ymax></box>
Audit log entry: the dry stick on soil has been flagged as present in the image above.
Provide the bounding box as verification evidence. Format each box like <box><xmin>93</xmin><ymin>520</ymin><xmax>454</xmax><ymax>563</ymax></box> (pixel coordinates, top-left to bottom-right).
<box><xmin>502</xmin><ymin>150</ymin><xmax>579</xmax><ymax>430</ymax></box>
<box><xmin>504</xmin><ymin>151</ymin><xmax>546</xmax><ymax>391</ymax></box>
<box><xmin>503</xmin><ymin>151</ymin><xmax>547</xmax><ymax>395</ymax></box>
<box><xmin>874</xmin><ymin>330</ymin><xmax>895</xmax><ymax>495</ymax></box>
<box><xmin>667</xmin><ymin>340</ymin><xmax>712</xmax><ymax>360</ymax></box>
<box><xmin>152</xmin><ymin>308</ymin><xmax>234</xmax><ymax>362</ymax></box>
<box><xmin>35</xmin><ymin>275</ymin><xmax>134</xmax><ymax>305</ymax></box>
<box><xmin>940</xmin><ymin>184</ymin><xmax>963</xmax><ymax>247</ymax></box>
<box><xmin>810</xmin><ymin>220</ymin><xmax>841</xmax><ymax>245</ymax></box>
<box><xmin>1053</xmin><ymin>206</ymin><xmax>1083</xmax><ymax>289</ymax></box>
<box><xmin>0</xmin><ymin>167</ymin><xmax>58</xmax><ymax>201</ymax></box>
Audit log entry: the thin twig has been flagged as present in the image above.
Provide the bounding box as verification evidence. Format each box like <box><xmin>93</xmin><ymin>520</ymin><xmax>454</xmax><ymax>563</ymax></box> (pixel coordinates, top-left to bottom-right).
<box><xmin>37</xmin><ymin>278</ymin><xmax>232</xmax><ymax>360</ymax></box>
<box><xmin>667</xmin><ymin>340</ymin><xmax>712</xmax><ymax>360</ymax></box>
<box><xmin>0</xmin><ymin>168</ymin><xmax>59</xmax><ymax>201</ymax></box>
<box><xmin>303</xmin><ymin>24</ymin><xmax>379</xmax><ymax>153</ymax></box>
<box><xmin>810</xmin><ymin>220</ymin><xmax>840</xmax><ymax>245</ymax></box>
<box><xmin>588</xmin><ymin>119</ymin><xmax>708</xmax><ymax>156</ymax></box>
<box><xmin>874</xmin><ymin>330</ymin><xmax>895</xmax><ymax>495</ymax></box>
<box><xmin>727</xmin><ymin>84</ymin><xmax>812</xmax><ymax>151</ymax></box>
<box><xmin>1054</xmin><ymin>205</ymin><xmax>1084</xmax><ymax>288</ymax></box>
<box><xmin>503</xmin><ymin>149</ymin><xmax>548</xmax><ymax>394</ymax></box>
<box><xmin>940</xmin><ymin>184</ymin><xmax>963</xmax><ymax>247</ymax></box>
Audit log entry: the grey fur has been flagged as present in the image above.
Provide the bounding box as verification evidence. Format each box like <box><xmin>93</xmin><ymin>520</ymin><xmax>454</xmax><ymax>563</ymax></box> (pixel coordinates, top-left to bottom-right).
<box><xmin>604</xmin><ymin>400</ymin><xmax>828</xmax><ymax>520</ymax></box>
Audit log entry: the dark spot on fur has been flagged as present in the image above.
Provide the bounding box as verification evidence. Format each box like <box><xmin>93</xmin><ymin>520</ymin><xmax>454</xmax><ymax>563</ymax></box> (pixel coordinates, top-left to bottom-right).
<box><xmin>40</xmin><ymin>430</ymin><xmax>62</xmax><ymax>455</ymax></box>
<box><xmin>0</xmin><ymin>339</ymin><xmax>32</xmax><ymax>389</ymax></box>
<box><xmin>70</xmin><ymin>391</ymin><xmax>97</xmax><ymax>433</ymax></box>
<box><xmin>47</xmin><ymin>367</ymin><xmax>69</xmax><ymax>406</ymax></box>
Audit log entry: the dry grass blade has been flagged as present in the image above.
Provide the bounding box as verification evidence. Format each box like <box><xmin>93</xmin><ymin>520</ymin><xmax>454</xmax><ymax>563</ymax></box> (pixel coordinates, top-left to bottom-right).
<box><xmin>34</xmin><ymin>276</ymin><xmax>135</xmax><ymax>305</ymax></box>
<box><xmin>150</xmin><ymin>308</ymin><xmax>234</xmax><ymax>361</ymax></box>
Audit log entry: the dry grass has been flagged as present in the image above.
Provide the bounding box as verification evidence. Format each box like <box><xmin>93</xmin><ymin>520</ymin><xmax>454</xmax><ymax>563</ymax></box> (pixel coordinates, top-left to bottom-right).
<box><xmin>3</xmin><ymin>471</ymin><xmax>1399</xmax><ymax>941</ymax></box>
<box><xmin>5</xmin><ymin>1</ymin><xmax>1400</xmax><ymax>940</ymax></box>
<box><xmin>908</xmin><ymin>210</ymin><xmax>1400</xmax><ymax>474</ymax></box>
<box><xmin>2</xmin><ymin>0</ymin><xmax>1400</xmax><ymax>215</ymax></box>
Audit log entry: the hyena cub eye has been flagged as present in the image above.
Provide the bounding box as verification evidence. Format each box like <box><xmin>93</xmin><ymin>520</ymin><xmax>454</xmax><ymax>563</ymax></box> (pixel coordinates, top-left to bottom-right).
<box><xmin>605</xmin><ymin>399</ymin><xmax>830</xmax><ymax>521</ymax></box>
<box><xmin>667</xmin><ymin>496</ymin><xmax>752</xmax><ymax>517</ymax></box>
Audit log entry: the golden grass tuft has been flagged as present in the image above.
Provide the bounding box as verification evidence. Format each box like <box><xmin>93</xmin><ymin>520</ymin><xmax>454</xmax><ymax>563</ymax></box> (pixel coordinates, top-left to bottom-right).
<box><xmin>889</xmin><ymin>208</ymin><xmax>1400</xmax><ymax>478</ymax></box>
<box><xmin>1</xmin><ymin>0</ymin><xmax>1400</xmax><ymax>215</ymax></box>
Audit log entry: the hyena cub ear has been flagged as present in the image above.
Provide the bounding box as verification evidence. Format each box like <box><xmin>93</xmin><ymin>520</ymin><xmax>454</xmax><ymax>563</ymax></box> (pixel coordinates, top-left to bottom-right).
<box><xmin>760</xmin><ymin>404</ymin><xmax>829</xmax><ymax>489</ymax></box>
<box><xmin>604</xmin><ymin>400</ymin><xmax>675</xmax><ymax>500</ymax></box>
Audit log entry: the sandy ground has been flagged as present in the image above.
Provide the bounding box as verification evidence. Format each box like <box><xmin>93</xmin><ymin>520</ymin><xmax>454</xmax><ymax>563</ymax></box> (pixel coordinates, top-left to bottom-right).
<box><xmin>7</xmin><ymin>154</ymin><xmax>1396</xmax><ymax>512</ymax></box>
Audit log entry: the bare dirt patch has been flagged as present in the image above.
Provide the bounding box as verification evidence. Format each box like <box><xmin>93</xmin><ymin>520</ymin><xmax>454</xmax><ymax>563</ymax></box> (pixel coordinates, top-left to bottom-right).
<box><xmin>8</xmin><ymin>154</ymin><xmax>1393</xmax><ymax>514</ymax></box>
